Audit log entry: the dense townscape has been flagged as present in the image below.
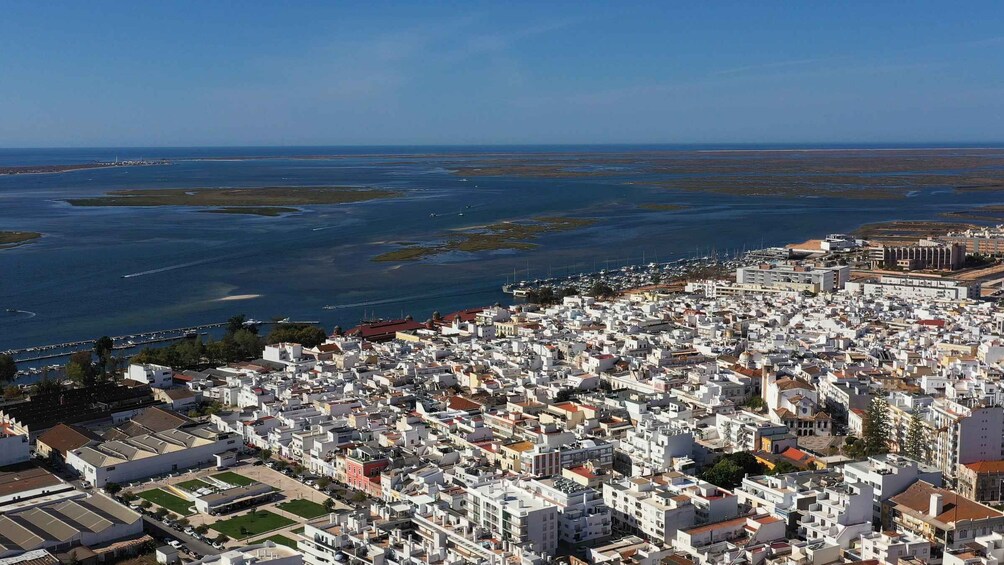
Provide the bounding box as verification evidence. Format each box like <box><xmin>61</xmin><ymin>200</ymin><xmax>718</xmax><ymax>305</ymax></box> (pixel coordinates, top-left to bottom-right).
<box><xmin>7</xmin><ymin>232</ymin><xmax>1004</xmax><ymax>565</ymax></box>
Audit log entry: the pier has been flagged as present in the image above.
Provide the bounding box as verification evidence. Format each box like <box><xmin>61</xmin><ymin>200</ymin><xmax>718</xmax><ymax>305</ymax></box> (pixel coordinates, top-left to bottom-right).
<box><xmin>2</xmin><ymin>322</ymin><xmax>233</xmax><ymax>367</ymax></box>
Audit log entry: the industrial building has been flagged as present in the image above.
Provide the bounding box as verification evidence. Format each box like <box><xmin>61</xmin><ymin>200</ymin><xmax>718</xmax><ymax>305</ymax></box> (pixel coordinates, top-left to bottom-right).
<box><xmin>65</xmin><ymin>425</ymin><xmax>241</xmax><ymax>487</ymax></box>
<box><xmin>0</xmin><ymin>468</ymin><xmax>144</xmax><ymax>558</ymax></box>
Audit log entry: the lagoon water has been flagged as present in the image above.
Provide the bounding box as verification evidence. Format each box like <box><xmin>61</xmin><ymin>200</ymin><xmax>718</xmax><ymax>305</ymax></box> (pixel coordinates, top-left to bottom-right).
<box><xmin>1</xmin><ymin>144</ymin><xmax>1003</xmax><ymax>351</ymax></box>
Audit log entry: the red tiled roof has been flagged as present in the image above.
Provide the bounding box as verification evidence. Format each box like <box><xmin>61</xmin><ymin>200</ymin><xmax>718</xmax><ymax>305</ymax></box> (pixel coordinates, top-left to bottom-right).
<box><xmin>448</xmin><ymin>396</ymin><xmax>482</xmax><ymax>412</ymax></box>
<box><xmin>965</xmin><ymin>460</ymin><xmax>1004</xmax><ymax>473</ymax></box>
<box><xmin>345</xmin><ymin>318</ymin><xmax>426</xmax><ymax>341</ymax></box>
<box><xmin>892</xmin><ymin>481</ymin><xmax>1003</xmax><ymax>523</ymax></box>
<box><xmin>441</xmin><ymin>307</ymin><xmax>486</xmax><ymax>324</ymax></box>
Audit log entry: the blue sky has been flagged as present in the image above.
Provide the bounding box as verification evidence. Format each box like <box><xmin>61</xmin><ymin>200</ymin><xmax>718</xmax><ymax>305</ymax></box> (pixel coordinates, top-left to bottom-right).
<box><xmin>1</xmin><ymin>2</ymin><xmax>1002</xmax><ymax>147</ymax></box>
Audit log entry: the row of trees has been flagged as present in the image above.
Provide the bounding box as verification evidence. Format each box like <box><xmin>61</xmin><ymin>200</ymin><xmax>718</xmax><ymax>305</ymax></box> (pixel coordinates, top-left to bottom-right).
<box><xmin>131</xmin><ymin>328</ymin><xmax>262</xmax><ymax>370</ymax></box>
<box><xmin>3</xmin><ymin>314</ymin><xmax>327</xmax><ymax>393</ymax></box>
<box><xmin>131</xmin><ymin>315</ymin><xmax>329</xmax><ymax>370</ymax></box>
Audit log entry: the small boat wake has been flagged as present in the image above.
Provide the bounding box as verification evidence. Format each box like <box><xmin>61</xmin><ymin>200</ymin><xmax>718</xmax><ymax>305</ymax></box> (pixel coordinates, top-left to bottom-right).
<box><xmin>122</xmin><ymin>258</ymin><xmax>215</xmax><ymax>278</ymax></box>
<box><xmin>1</xmin><ymin>308</ymin><xmax>37</xmax><ymax>320</ymax></box>
<box><xmin>323</xmin><ymin>288</ymin><xmax>489</xmax><ymax>310</ymax></box>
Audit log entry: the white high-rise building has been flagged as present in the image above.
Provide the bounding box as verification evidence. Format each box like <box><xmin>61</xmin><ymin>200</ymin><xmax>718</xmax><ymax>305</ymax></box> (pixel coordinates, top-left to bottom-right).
<box><xmin>468</xmin><ymin>480</ymin><xmax>559</xmax><ymax>557</ymax></box>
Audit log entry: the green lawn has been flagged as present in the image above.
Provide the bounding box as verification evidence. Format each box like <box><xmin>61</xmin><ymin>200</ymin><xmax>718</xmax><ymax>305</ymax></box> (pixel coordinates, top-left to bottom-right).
<box><xmin>276</xmin><ymin>499</ymin><xmax>328</xmax><ymax>519</ymax></box>
<box><xmin>137</xmin><ymin>489</ymin><xmax>194</xmax><ymax>516</ymax></box>
<box><xmin>253</xmin><ymin>534</ymin><xmax>298</xmax><ymax>549</ymax></box>
<box><xmin>212</xmin><ymin>472</ymin><xmax>257</xmax><ymax>487</ymax></box>
<box><xmin>211</xmin><ymin>510</ymin><xmax>295</xmax><ymax>539</ymax></box>
<box><xmin>291</xmin><ymin>527</ymin><xmax>304</xmax><ymax>534</ymax></box>
<box><xmin>177</xmin><ymin>479</ymin><xmax>211</xmax><ymax>492</ymax></box>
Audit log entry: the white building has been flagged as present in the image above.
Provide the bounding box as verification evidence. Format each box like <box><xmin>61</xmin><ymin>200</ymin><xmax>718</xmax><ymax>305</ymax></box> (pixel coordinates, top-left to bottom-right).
<box><xmin>191</xmin><ymin>544</ymin><xmax>302</xmax><ymax>565</ymax></box>
<box><xmin>735</xmin><ymin>470</ymin><xmax>839</xmax><ymax>531</ymax></box>
<box><xmin>126</xmin><ymin>363</ymin><xmax>173</xmax><ymax>388</ymax></box>
<box><xmin>618</xmin><ymin>416</ymin><xmax>694</xmax><ymax>475</ymax></box>
<box><xmin>0</xmin><ymin>428</ymin><xmax>30</xmax><ymax>467</ymax></box>
<box><xmin>799</xmin><ymin>482</ymin><xmax>873</xmax><ymax>549</ymax></box>
<box><xmin>263</xmin><ymin>343</ymin><xmax>304</xmax><ymax>365</ymax></box>
<box><xmin>845</xmin><ymin>275</ymin><xmax>978</xmax><ymax>301</ymax></box>
<box><xmin>603</xmin><ymin>477</ymin><xmax>696</xmax><ymax>545</ymax></box>
<box><xmin>945</xmin><ymin>533</ymin><xmax>1004</xmax><ymax>565</ymax></box>
<box><xmin>821</xmin><ymin>234</ymin><xmax>863</xmax><ymax>252</ymax></box>
<box><xmin>525</xmin><ymin>477</ymin><xmax>612</xmax><ymax>546</ymax></box>
<box><xmin>857</xmin><ymin>531</ymin><xmax>931</xmax><ymax>565</ymax></box>
<box><xmin>736</xmin><ymin>264</ymin><xmax>850</xmax><ymax>293</ymax></box>
<box><xmin>66</xmin><ymin>425</ymin><xmax>241</xmax><ymax>487</ymax></box>
<box><xmin>468</xmin><ymin>480</ymin><xmax>559</xmax><ymax>557</ymax></box>
<box><xmin>842</xmin><ymin>454</ymin><xmax>943</xmax><ymax>522</ymax></box>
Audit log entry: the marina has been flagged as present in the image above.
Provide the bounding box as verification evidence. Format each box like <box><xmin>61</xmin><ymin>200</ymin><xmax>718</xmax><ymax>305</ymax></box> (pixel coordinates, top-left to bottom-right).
<box><xmin>501</xmin><ymin>252</ymin><xmax>755</xmax><ymax>297</ymax></box>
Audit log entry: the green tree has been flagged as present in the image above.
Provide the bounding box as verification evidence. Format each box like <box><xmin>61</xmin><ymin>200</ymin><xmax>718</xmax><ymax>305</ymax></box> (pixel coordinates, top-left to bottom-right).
<box><xmin>227</xmin><ymin>314</ymin><xmax>257</xmax><ymax>336</ymax></box>
<box><xmin>742</xmin><ymin>396</ymin><xmax>766</xmax><ymax>412</ymax></box>
<box><xmin>769</xmin><ymin>461</ymin><xmax>799</xmax><ymax>475</ymax></box>
<box><xmin>699</xmin><ymin>452</ymin><xmax>766</xmax><ymax>488</ymax></box>
<box><xmin>195</xmin><ymin>524</ymin><xmax>210</xmax><ymax>535</ymax></box>
<box><xmin>266</xmin><ymin>324</ymin><xmax>327</xmax><ymax>348</ymax></box>
<box><xmin>863</xmin><ymin>396</ymin><xmax>891</xmax><ymax>456</ymax></box>
<box><xmin>904</xmin><ymin>409</ymin><xmax>927</xmax><ymax>462</ymax></box>
<box><xmin>232</xmin><ymin>329</ymin><xmax>263</xmax><ymax>360</ymax></box>
<box><xmin>523</xmin><ymin>288</ymin><xmax>540</xmax><ymax>304</ymax></box>
<box><xmin>589</xmin><ymin>281</ymin><xmax>615</xmax><ymax>298</ymax></box>
<box><xmin>66</xmin><ymin>351</ymin><xmax>97</xmax><ymax>386</ymax></box>
<box><xmin>323</xmin><ymin>498</ymin><xmax>335</xmax><ymax>511</ymax></box>
<box><xmin>105</xmin><ymin>482</ymin><xmax>122</xmax><ymax>495</ymax></box>
<box><xmin>94</xmin><ymin>336</ymin><xmax>114</xmax><ymax>365</ymax></box>
<box><xmin>700</xmin><ymin>459</ymin><xmax>744</xmax><ymax>489</ymax></box>
<box><xmin>207</xmin><ymin>337</ymin><xmax>239</xmax><ymax>365</ymax></box>
<box><xmin>0</xmin><ymin>354</ymin><xmax>16</xmax><ymax>383</ymax></box>
<box><xmin>536</xmin><ymin>286</ymin><xmax>556</xmax><ymax>306</ymax></box>
<box><xmin>844</xmin><ymin>438</ymin><xmax>867</xmax><ymax>458</ymax></box>
<box><xmin>558</xmin><ymin>286</ymin><xmax>578</xmax><ymax>299</ymax></box>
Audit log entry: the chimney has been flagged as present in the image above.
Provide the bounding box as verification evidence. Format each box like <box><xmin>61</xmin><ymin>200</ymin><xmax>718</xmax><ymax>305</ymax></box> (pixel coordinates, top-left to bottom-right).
<box><xmin>929</xmin><ymin>493</ymin><xmax>943</xmax><ymax>517</ymax></box>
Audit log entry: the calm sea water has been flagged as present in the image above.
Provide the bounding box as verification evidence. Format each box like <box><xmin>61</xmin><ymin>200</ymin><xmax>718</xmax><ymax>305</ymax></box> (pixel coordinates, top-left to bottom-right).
<box><xmin>1</xmin><ymin>144</ymin><xmax>1002</xmax><ymax>352</ymax></box>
